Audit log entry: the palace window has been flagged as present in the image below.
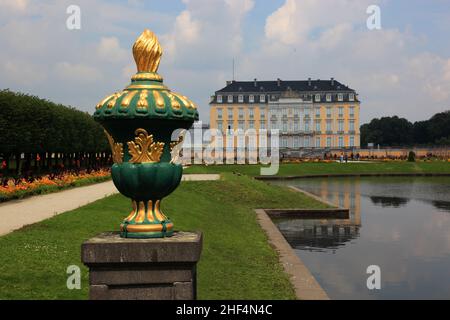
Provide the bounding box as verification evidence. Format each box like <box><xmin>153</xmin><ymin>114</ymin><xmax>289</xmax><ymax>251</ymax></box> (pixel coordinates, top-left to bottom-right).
<box><xmin>326</xmin><ymin>94</ymin><xmax>332</xmax><ymax>102</ymax></box>
<box><xmin>228</xmin><ymin>108</ymin><xmax>233</xmax><ymax>120</ymax></box>
<box><xmin>217</xmin><ymin>95</ymin><xmax>223</xmax><ymax>103</ymax></box>
<box><xmin>326</xmin><ymin>120</ymin><xmax>332</xmax><ymax>132</ymax></box>
<box><xmin>260</xmin><ymin>121</ymin><xmax>266</xmax><ymax>130</ymax></box>
<box><xmin>350</xmin><ymin>136</ymin><xmax>355</xmax><ymax>147</ymax></box>
<box><xmin>260</xmin><ymin>111</ymin><xmax>265</xmax><ymax>120</ymax></box>
<box><xmin>327</xmin><ymin>137</ymin><xmax>332</xmax><ymax>147</ymax></box>
<box><xmin>249</xmin><ymin>95</ymin><xmax>254</xmax><ymax>103</ymax></box>
<box><xmin>249</xmin><ymin>108</ymin><xmax>254</xmax><ymax>119</ymax></box>
<box><xmin>315</xmin><ymin>108</ymin><xmax>321</xmax><ymax>118</ymax></box>
<box><xmin>294</xmin><ymin>120</ymin><xmax>299</xmax><ymax>132</ymax></box>
<box><xmin>338</xmin><ymin>120</ymin><xmax>344</xmax><ymax>132</ymax></box>
<box><xmin>238</xmin><ymin>121</ymin><xmax>245</xmax><ymax>130</ymax></box>
<box><xmin>217</xmin><ymin>121</ymin><xmax>223</xmax><ymax>132</ymax></box>
<box><xmin>338</xmin><ymin>93</ymin><xmax>343</xmax><ymax>102</ymax></box>
<box><xmin>249</xmin><ymin>121</ymin><xmax>254</xmax><ymax>129</ymax></box>
<box><xmin>315</xmin><ymin>94</ymin><xmax>321</xmax><ymax>102</ymax></box>
<box><xmin>315</xmin><ymin>121</ymin><xmax>321</xmax><ymax>132</ymax></box>
<box><xmin>339</xmin><ymin>107</ymin><xmax>344</xmax><ymax>117</ymax></box>
<box><xmin>315</xmin><ymin>137</ymin><xmax>321</xmax><ymax>148</ymax></box>
<box><xmin>327</xmin><ymin>107</ymin><xmax>332</xmax><ymax>118</ymax></box>
<box><xmin>228</xmin><ymin>95</ymin><xmax>233</xmax><ymax>103</ymax></box>
<box><xmin>238</xmin><ymin>94</ymin><xmax>244</xmax><ymax>103</ymax></box>
<box><xmin>338</xmin><ymin>136</ymin><xmax>344</xmax><ymax>147</ymax></box>
<box><xmin>217</xmin><ymin>108</ymin><xmax>222</xmax><ymax>119</ymax></box>
<box><xmin>238</xmin><ymin>108</ymin><xmax>244</xmax><ymax>119</ymax></box>
<box><xmin>293</xmin><ymin>136</ymin><xmax>300</xmax><ymax>148</ymax></box>
<box><xmin>304</xmin><ymin>136</ymin><xmax>310</xmax><ymax>148</ymax></box>
<box><xmin>305</xmin><ymin>120</ymin><xmax>310</xmax><ymax>132</ymax></box>
<box><xmin>282</xmin><ymin>121</ymin><xmax>288</xmax><ymax>132</ymax></box>
<box><xmin>260</xmin><ymin>94</ymin><xmax>266</xmax><ymax>103</ymax></box>
<box><xmin>350</xmin><ymin>106</ymin><xmax>355</xmax><ymax>118</ymax></box>
<box><xmin>349</xmin><ymin>93</ymin><xmax>355</xmax><ymax>101</ymax></box>
<box><xmin>349</xmin><ymin>120</ymin><xmax>355</xmax><ymax>132</ymax></box>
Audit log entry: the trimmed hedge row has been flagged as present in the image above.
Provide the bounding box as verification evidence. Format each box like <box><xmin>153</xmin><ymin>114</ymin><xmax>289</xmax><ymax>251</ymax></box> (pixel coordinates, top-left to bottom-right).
<box><xmin>0</xmin><ymin>89</ymin><xmax>110</xmax><ymax>174</ymax></box>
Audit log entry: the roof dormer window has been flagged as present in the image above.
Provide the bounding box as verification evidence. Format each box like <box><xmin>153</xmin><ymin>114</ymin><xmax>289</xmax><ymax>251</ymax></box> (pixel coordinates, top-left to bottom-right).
<box><xmin>260</xmin><ymin>94</ymin><xmax>266</xmax><ymax>103</ymax></box>
<box><xmin>227</xmin><ymin>95</ymin><xmax>233</xmax><ymax>103</ymax></box>
<box><xmin>249</xmin><ymin>95</ymin><xmax>254</xmax><ymax>103</ymax></box>
<box><xmin>326</xmin><ymin>94</ymin><xmax>332</xmax><ymax>102</ymax></box>
<box><xmin>315</xmin><ymin>94</ymin><xmax>321</xmax><ymax>102</ymax></box>
<box><xmin>238</xmin><ymin>94</ymin><xmax>244</xmax><ymax>103</ymax></box>
<box><xmin>217</xmin><ymin>95</ymin><xmax>223</xmax><ymax>103</ymax></box>
<box><xmin>349</xmin><ymin>93</ymin><xmax>355</xmax><ymax>101</ymax></box>
<box><xmin>338</xmin><ymin>93</ymin><xmax>343</xmax><ymax>102</ymax></box>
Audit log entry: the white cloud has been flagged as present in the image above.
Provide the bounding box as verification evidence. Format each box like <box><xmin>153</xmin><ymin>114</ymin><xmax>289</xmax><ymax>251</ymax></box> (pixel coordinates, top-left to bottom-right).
<box><xmin>0</xmin><ymin>0</ymin><xmax>27</xmax><ymax>12</ymax></box>
<box><xmin>97</xmin><ymin>37</ymin><xmax>128</xmax><ymax>63</ymax></box>
<box><xmin>54</xmin><ymin>62</ymin><xmax>102</xmax><ymax>83</ymax></box>
<box><xmin>0</xmin><ymin>0</ymin><xmax>449</xmax><ymax>124</ymax></box>
<box><xmin>240</xmin><ymin>0</ymin><xmax>450</xmax><ymax>122</ymax></box>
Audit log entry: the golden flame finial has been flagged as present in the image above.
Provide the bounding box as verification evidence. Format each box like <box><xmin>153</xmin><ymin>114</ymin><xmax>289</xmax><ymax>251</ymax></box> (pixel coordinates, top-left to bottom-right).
<box><xmin>132</xmin><ymin>29</ymin><xmax>163</xmax><ymax>73</ymax></box>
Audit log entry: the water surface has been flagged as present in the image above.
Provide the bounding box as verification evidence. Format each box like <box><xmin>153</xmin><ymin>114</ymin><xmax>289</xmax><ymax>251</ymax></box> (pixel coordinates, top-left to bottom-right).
<box><xmin>272</xmin><ymin>176</ymin><xmax>450</xmax><ymax>299</ymax></box>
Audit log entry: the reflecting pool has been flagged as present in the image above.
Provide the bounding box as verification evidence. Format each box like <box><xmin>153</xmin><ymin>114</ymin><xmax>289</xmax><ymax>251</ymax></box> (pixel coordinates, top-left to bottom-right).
<box><xmin>272</xmin><ymin>176</ymin><xmax>450</xmax><ymax>299</ymax></box>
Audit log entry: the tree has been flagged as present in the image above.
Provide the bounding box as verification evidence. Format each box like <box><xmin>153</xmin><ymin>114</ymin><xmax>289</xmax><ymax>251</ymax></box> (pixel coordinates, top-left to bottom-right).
<box><xmin>361</xmin><ymin>111</ymin><xmax>450</xmax><ymax>147</ymax></box>
<box><xmin>0</xmin><ymin>89</ymin><xmax>109</xmax><ymax>174</ymax></box>
<box><xmin>360</xmin><ymin>116</ymin><xmax>413</xmax><ymax>147</ymax></box>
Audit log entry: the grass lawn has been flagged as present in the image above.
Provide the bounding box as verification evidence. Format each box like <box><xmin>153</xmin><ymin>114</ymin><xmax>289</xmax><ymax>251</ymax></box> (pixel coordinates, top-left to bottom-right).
<box><xmin>0</xmin><ymin>173</ymin><xmax>327</xmax><ymax>300</ymax></box>
<box><xmin>184</xmin><ymin>161</ymin><xmax>450</xmax><ymax>177</ymax></box>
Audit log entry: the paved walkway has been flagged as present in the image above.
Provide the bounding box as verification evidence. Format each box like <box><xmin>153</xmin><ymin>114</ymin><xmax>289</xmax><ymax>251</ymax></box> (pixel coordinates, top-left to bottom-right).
<box><xmin>0</xmin><ymin>174</ymin><xmax>220</xmax><ymax>236</ymax></box>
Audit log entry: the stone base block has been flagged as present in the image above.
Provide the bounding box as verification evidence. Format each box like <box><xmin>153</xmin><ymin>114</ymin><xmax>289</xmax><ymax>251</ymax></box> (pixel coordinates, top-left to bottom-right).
<box><xmin>81</xmin><ymin>231</ymin><xmax>202</xmax><ymax>300</ymax></box>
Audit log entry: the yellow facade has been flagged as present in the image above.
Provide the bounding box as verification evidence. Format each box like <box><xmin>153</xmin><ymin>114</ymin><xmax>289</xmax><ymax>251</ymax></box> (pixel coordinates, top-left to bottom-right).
<box><xmin>210</xmin><ymin>102</ymin><xmax>361</xmax><ymax>149</ymax></box>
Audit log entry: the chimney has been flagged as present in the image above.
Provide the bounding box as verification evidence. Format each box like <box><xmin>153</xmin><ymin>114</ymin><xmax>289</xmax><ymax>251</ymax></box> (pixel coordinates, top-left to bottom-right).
<box><xmin>254</xmin><ymin>78</ymin><xmax>257</xmax><ymax>87</ymax></box>
<box><xmin>277</xmin><ymin>78</ymin><xmax>281</xmax><ymax>87</ymax></box>
<box><xmin>226</xmin><ymin>80</ymin><xmax>232</xmax><ymax>86</ymax></box>
<box><xmin>308</xmin><ymin>78</ymin><xmax>311</xmax><ymax>86</ymax></box>
<box><xmin>331</xmin><ymin>77</ymin><xmax>335</xmax><ymax>86</ymax></box>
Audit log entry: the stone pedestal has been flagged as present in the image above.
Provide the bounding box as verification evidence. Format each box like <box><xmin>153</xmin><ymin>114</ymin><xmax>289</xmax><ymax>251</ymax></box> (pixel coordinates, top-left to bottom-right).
<box><xmin>81</xmin><ymin>231</ymin><xmax>202</xmax><ymax>300</ymax></box>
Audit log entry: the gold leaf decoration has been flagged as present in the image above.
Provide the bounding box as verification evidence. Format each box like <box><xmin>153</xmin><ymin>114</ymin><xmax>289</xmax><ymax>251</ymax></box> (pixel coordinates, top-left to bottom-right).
<box><xmin>121</xmin><ymin>91</ymin><xmax>138</xmax><ymax>107</ymax></box>
<box><xmin>131</xmin><ymin>73</ymin><xmax>162</xmax><ymax>81</ymax></box>
<box><xmin>107</xmin><ymin>92</ymin><xmax>124</xmax><ymax>109</ymax></box>
<box><xmin>132</xmin><ymin>29</ymin><xmax>163</xmax><ymax>73</ymax></box>
<box><xmin>96</xmin><ymin>93</ymin><xmax>116</xmax><ymax>109</ymax></box>
<box><xmin>168</xmin><ymin>93</ymin><xmax>181</xmax><ymax>110</ymax></box>
<box><xmin>137</xmin><ymin>90</ymin><xmax>149</xmax><ymax>109</ymax></box>
<box><xmin>172</xmin><ymin>92</ymin><xmax>196</xmax><ymax>109</ymax></box>
<box><xmin>153</xmin><ymin>90</ymin><xmax>165</xmax><ymax>109</ymax></box>
<box><xmin>127</xmin><ymin>128</ymin><xmax>165</xmax><ymax>163</ymax></box>
<box><xmin>104</xmin><ymin>130</ymin><xmax>124</xmax><ymax>164</ymax></box>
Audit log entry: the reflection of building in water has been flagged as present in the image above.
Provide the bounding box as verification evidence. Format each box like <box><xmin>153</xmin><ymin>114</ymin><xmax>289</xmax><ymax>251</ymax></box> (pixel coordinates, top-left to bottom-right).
<box><xmin>276</xmin><ymin>179</ymin><xmax>361</xmax><ymax>251</ymax></box>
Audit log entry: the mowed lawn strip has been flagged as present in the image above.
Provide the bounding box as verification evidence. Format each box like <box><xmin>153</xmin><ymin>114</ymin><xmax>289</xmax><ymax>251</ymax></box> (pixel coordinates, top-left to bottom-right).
<box><xmin>184</xmin><ymin>161</ymin><xmax>450</xmax><ymax>177</ymax></box>
<box><xmin>0</xmin><ymin>173</ymin><xmax>327</xmax><ymax>300</ymax></box>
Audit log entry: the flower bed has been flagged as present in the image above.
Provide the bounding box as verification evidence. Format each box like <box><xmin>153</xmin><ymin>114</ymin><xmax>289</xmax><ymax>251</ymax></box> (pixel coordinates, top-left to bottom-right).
<box><xmin>0</xmin><ymin>169</ymin><xmax>111</xmax><ymax>202</ymax></box>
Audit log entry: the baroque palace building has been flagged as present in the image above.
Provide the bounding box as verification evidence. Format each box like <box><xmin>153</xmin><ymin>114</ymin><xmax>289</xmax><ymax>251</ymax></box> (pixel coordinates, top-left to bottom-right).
<box><xmin>209</xmin><ymin>78</ymin><xmax>360</xmax><ymax>156</ymax></box>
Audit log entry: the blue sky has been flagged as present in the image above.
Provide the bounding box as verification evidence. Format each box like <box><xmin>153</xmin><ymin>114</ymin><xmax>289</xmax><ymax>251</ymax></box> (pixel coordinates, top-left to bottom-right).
<box><xmin>1</xmin><ymin>0</ymin><xmax>450</xmax><ymax>123</ymax></box>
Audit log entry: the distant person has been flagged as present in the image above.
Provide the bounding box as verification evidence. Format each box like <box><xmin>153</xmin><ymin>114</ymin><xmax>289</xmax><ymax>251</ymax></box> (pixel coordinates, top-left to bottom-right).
<box><xmin>340</xmin><ymin>153</ymin><xmax>344</xmax><ymax>163</ymax></box>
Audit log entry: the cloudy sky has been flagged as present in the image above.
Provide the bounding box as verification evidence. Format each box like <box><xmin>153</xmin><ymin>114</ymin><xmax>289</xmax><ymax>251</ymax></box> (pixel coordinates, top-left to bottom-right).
<box><xmin>1</xmin><ymin>0</ymin><xmax>449</xmax><ymax>124</ymax></box>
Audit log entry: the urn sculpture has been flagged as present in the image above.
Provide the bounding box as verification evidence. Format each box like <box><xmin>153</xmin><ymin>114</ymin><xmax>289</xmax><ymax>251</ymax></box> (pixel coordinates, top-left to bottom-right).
<box><xmin>93</xmin><ymin>29</ymin><xmax>199</xmax><ymax>238</ymax></box>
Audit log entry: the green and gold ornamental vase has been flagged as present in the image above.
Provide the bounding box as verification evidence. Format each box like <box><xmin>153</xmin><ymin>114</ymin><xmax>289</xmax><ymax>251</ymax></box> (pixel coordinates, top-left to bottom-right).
<box><xmin>93</xmin><ymin>29</ymin><xmax>199</xmax><ymax>238</ymax></box>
